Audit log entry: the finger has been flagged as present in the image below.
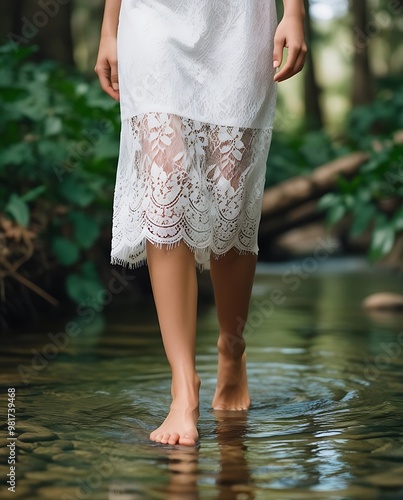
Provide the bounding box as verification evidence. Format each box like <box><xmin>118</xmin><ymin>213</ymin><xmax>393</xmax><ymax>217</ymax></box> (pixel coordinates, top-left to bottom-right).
<box><xmin>110</xmin><ymin>59</ymin><xmax>119</xmax><ymax>92</ymax></box>
<box><xmin>96</xmin><ymin>66</ymin><xmax>119</xmax><ymax>101</ymax></box>
<box><xmin>272</xmin><ymin>36</ymin><xmax>285</xmax><ymax>70</ymax></box>
<box><xmin>274</xmin><ymin>45</ymin><xmax>299</xmax><ymax>82</ymax></box>
<box><xmin>275</xmin><ymin>45</ymin><xmax>307</xmax><ymax>82</ymax></box>
<box><xmin>290</xmin><ymin>50</ymin><xmax>307</xmax><ymax>78</ymax></box>
<box><xmin>273</xmin><ymin>46</ymin><xmax>300</xmax><ymax>83</ymax></box>
<box><xmin>111</xmin><ymin>73</ymin><xmax>119</xmax><ymax>92</ymax></box>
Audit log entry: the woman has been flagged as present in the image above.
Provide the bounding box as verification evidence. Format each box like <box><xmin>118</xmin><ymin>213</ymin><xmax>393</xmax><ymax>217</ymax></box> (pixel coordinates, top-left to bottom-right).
<box><xmin>95</xmin><ymin>0</ymin><xmax>307</xmax><ymax>447</ymax></box>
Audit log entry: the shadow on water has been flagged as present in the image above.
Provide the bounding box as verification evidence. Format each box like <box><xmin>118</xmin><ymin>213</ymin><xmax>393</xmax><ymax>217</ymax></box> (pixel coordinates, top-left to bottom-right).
<box><xmin>1</xmin><ymin>257</ymin><xmax>403</xmax><ymax>499</ymax></box>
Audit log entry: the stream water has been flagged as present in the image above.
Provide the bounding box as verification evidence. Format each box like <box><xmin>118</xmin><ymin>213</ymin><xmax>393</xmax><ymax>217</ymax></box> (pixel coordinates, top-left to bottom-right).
<box><xmin>1</xmin><ymin>257</ymin><xmax>403</xmax><ymax>500</ymax></box>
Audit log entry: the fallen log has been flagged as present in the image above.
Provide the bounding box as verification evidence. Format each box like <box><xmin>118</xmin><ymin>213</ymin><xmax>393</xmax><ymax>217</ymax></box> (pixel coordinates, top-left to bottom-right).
<box><xmin>261</xmin><ymin>151</ymin><xmax>369</xmax><ymax>217</ymax></box>
<box><xmin>259</xmin><ymin>199</ymin><xmax>319</xmax><ymax>237</ymax></box>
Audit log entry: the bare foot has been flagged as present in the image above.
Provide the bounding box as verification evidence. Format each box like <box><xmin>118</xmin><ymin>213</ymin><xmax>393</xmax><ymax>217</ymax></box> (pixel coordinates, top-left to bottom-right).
<box><xmin>211</xmin><ymin>336</ymin><xmax>251</xmax><ymax>410</ymax></box>
<box><xmin>150</xmin><ymin>374</ymin><xmax>200</xmax><ymax>446</ymax></box>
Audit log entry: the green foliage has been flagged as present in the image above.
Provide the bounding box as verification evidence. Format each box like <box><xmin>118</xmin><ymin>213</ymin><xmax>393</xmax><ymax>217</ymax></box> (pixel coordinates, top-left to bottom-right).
<box><xmin>0</xmin><ymin>43</ymin><xmax>120</xmax><ymax>303</ymax></box>
<box><xmin>266</xmin><ymin>130</ymin><xmax>348</xmax><ymax>187</ymax></box>
<box><xmin>5</xmin><ymin>194</ymin><xmax>30</xmax><ymax>227</ymax></box>
<box><xmin>268</xmin><ymin>81</ymin><xmax>403</xmax><ymax>262</ymax></box>
<box><xmin>317</xmin><ymin>87</ymin><xmax>403</xmax><ymax>261</ymax></box>
<box><xmin>66</xmin><ymin>261</ymin><xmax>104</xmax><ymax>304</ymax></box>
<box><xmin>348</xmin><ymin>86</ymin><xmax>403</xmax><ymax>149</ymax></box>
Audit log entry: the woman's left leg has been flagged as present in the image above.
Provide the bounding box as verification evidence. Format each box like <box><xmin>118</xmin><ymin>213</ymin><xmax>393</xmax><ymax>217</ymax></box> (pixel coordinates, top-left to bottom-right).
<box><xmin>209</xmin><ymin>249</ymin><xmax>257</xmax><ymax>410</ymax></box>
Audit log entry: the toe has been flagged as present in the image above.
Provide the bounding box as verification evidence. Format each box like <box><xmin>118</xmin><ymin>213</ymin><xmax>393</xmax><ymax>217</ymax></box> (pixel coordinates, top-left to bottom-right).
<box><xmin>212</xmin><ymin>404</ymin><xmax>226</xmax><ymax>410</ymax></box>
<box><xmin>168</xmin><ymin>433</ymin><xmax>180</xmax><ymax>445</ymax></box>
<box><xmin>154</xmin><ymin>433</ymin><xmax>163</xmax><ymax>442</ymax></box>
<box><xmin>178</xmin><ymin>433</ymin><xmax>198</xmax><ymax>446</ymax></box>
<box><xmin>160</xmin><ymin>433</ymin><xmax>171</xmax><ymax>444</ymax></box>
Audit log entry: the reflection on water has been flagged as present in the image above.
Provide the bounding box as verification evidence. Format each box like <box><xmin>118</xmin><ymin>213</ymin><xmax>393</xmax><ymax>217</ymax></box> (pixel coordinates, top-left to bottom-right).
<box><xmin>1</xmin><ymin>259</ymin><xmax>403</xmax><ymax>499</ymax></box>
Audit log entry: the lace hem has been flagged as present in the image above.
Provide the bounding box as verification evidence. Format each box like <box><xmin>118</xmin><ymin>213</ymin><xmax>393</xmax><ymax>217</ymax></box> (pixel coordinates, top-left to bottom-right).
<box><xmin>110</xmin><ymin>238</ymin><xmax>259</xmax><ymax>273</ymax></box>
<box><xmin>110</xmin><ymin>111</ymin><xmax>273</xmax><ymax>272</ymax></box>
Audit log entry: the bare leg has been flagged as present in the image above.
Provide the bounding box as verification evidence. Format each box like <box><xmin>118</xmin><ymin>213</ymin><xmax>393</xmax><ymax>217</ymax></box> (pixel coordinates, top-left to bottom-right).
<box><xmin>209</xmin><ymin>249</ymin><xmax>257</xmax><ymax>410</ymax></box>
<box><xmin>147</xmin><ymin>240</ymin><xmax>200</xmax><ymax>446</ymax></box>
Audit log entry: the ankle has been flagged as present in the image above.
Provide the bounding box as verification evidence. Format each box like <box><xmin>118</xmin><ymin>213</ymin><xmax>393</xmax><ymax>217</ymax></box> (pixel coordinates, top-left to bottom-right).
<box><xmin>170</xmin><ymin>371</ymin><xmax>200</xmax><ymax>401</ymax></box>
<box><xmin>217</xmin><ymin>333</ymin><xmax>246</xmax><ymax>359</ymax></box>
<box><xmin>171</xmin><ymin>369</ymin><xmax>200</xmax><ymax>385</ymax></box>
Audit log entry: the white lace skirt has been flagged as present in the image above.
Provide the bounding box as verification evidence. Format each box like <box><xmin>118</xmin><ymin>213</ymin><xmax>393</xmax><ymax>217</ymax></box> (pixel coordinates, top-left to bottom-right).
<box><xmin>111</xmin><ymin>0</ymin><xmax>277</xmax><ymax>271</ymax></box>
<box><xmin>110</xmin><ymin>112</ymin><xmax>273</xmax><ymax>271</ymax></box>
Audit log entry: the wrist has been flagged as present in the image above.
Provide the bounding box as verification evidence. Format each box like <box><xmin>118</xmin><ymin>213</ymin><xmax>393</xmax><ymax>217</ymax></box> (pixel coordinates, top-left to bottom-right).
<box><xmin>101</xmin><ymin>20</ymin><xmax>118</xmax><ymax>38</ymax></box>
<box><xmin>283</xmin><ymin>11</ymin><xmax>305</xmax><ymax>21</ymax></box>
<box><xmin>283</xmin><ymin>2</ymin><xmax>305</xmax><ymax>19</ymax></box>
<box><xmin>100</xmin><ymin>29</ymin><xmax>117</xmax><ymax>38</ymax></box>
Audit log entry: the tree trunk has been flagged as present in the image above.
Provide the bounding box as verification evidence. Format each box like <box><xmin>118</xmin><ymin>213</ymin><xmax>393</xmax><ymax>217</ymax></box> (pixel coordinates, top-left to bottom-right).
<box><xmin>1</xmin><ymin>0</ymin><xmax>74</xmax><ymax>66</ymax></box>
<box><xmin>351</xmin><ymin>0</ymin><xmax>374</xmax><ymax>106</ymax></box>
<box><xmin>11</xmin><ymin>0</ymin><xmax>24</xmax><ymax>35</ymax></box>
<box><xmin>303</xmin><ymin>0</ymin><xmax>324</xmax><ymax>129</ymax></box>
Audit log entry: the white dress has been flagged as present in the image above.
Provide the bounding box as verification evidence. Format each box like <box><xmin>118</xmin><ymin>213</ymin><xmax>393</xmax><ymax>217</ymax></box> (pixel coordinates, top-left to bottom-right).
<box><xmin>111</xmin><ymin>0</ymin><xmax>278</xmax><ymax>271</ymax></box>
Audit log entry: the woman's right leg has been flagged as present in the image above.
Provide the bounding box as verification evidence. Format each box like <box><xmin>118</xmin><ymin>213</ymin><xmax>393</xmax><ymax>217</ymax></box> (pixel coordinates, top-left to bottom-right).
<box><xmin>147</xmin><ymin>239</ymin><xmax>200</xmax><ymax>446</ymax></box>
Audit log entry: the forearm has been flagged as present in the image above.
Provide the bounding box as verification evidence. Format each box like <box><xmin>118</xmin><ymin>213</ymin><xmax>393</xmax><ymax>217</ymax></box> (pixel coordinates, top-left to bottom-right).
<box><xmin>282</xmin><ymin>0</ymin><xmax>305</xmax><ymax>18</ymax></box>
<box><xmin>100</xmin><ymin>0</ymin><xmax>122</xmax><ymax>37</ymax></box>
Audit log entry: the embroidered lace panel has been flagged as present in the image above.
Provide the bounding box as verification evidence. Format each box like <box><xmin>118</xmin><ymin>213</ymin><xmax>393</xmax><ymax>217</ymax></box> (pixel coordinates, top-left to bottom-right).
<box><xmin>111</xmin><ymin>111</ymin><xmax>273</xmax><ymax>271</ymax></box>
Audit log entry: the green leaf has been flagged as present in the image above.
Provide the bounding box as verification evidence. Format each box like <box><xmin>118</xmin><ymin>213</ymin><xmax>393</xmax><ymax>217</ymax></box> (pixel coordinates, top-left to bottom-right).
<box><xmin>336</xmin><ymin>176</ymin><xmax>352</xmax><ymax>193</ymax></box>
<box><xmin>18</xmin><ymin>95</ymin><xmax>48</xmax><ymax>121</ymax></box>
<box><xmin>317</xmin><ymin>192</ymin><xmax>338</xmax><ymax>211</ymax></box>
<box><xmin>81</xmin><ymin>260</ymin><xmax>100</xmax><ymax>279</ymax></box>
<box><xmin>37</xmin><ymin>139</ymin><xmax>66</xmax><ymax>163</ymax></box>
<box><xmin>0</xmin><ymin>87</ymin><xmax>29</xmax><ymax>102</ymax></box>
<box><xmin>93</xmin><ymin>135</ymin><xmax>119</xmax><ymax>161</ymax></box>
<box><xmin>44</xmin><ymin>115</ymin><xmax>62</xmax><ymax>136</ymax></box>
<box><xmin>344</xmin><ymin>194</ymin><xmax>355</xmax><ymax>209</ymax></box>
<box><xmin>350</xmin><ymin>203</ymin><xmax>376</xmax><ymax>238</ymax></box>
<box><xmin>369</xmin><ymin>214</ymin><xmax>396</xmax><ymax>261</ymax></box>
<box><xmin>1</xmin><ymin>142</ymin><xmax>33</xmax><ymax>167</ymax></box>
<box><xmin>65</xmin><ymin>263</ymin><xmax>104</xmax><ymax>304</ymax></box>
<box><xmin>361</xmin><ymin>149</ymin><xmax>390</xmax><ymax>173</ymax></box>
<box><xmin>356</xmin><ymin>188</ymin><xmax>371</xmax><ymax>204</ymax></box>
<box><xmin>20</xmin><ymin>185</ymin><xmax>46</xmax><ymax>202</ymax></box>
<box><xmin>51</xmin><ymin>237</ymin><xmax>80</xmax><ymax>266</ymax></box>
<box><xmin>5</xmin><ymin>194</ymin><xmax>30</xmax><ymax>227</ymax></box>
<box><xmin>69</xmin><ymin>211</ymin><xmax>100</xmax><ymax>249</ymax></box>
<box><xmin>392</xmin><ymin>206</ymin><xmax>403</xmax><ymax>232</ymax></box>
<box><xmin>58</xmin><ymin>176</ymin><xmax>95</xmax><ymax>207</ymax></box>
<box><xmin>326</xmin><ymin>203</ymin><xmax>346</xmax><ymax>226</ymax></box>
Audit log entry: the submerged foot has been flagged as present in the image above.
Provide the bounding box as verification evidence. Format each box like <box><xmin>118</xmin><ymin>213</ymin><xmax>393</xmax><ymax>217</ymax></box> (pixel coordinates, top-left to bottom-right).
<box><xmin>212</xmin><ymin>336</ymin><xmax>251</xmax><ymax>411</ymax></box>
<box><xmin>150</xmin><ymin>374</ymin><xmax>200</xmax><ymax>446</ymax></box>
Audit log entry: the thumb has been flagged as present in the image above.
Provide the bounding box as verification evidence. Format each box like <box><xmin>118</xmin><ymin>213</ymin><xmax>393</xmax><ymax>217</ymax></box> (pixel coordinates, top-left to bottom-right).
<box><xmin>273</xmin><ymin>37</ymin><xmax>284</xmax><ymax>70</ymax></box>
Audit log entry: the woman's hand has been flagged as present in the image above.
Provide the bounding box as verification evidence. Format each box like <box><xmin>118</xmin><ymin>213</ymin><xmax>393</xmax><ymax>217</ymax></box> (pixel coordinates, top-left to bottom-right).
<box><xmin>273</xmin><ymin>15</ymin><xmax>307</xmax><ymax>83</ymax></box>
<box><xmin>94</xmin><ymin>35</ymin><xmax>119</xmax><ymax>101</ymax></box>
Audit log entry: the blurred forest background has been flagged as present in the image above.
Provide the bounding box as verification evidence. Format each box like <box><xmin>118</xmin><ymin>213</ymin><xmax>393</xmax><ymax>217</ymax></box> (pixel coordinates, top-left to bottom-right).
<box><xmin>0</xmin><ymin>0</ymin><xmax>402</xmax><ymax>329</ymax></box>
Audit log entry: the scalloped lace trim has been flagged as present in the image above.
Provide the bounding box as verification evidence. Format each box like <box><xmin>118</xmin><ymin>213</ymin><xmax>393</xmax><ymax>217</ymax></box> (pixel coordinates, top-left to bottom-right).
<box><xmin>111</xmin><ymin>111</ymin><xmax>273</xmax><ymax>271</ymax></box>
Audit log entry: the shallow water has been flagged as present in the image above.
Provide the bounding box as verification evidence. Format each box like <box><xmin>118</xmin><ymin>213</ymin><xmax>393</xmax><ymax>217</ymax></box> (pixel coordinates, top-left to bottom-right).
<box><xmin>1</xmin><ymin>258</ymin><xmax>403</xmax><ymax>500</ymax></box>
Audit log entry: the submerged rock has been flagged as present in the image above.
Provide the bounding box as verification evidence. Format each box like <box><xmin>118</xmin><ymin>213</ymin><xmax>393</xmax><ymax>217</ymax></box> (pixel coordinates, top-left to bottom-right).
<box><xmin>363</xmin><ymin>293</ymin><xmax>403</xmax><ymax>311</ymax></box>
<box><xmin>364</xmin><ymin>466</ymin><xmax>403</xmax><ymax>487</ymax></box>
<box><xmin>36</xmin><ymin>486</ymin><xmax>79</xmax><ymax>499</ymax></box>
<box><xmin>19</xmin><ymin>430</ymin><xmax>58</xmax><ymax>443</ymax></box>
<box><xmin>33</xmin><ymin>445</ymin><xmax>65</xmax><ymax>459</ymax></box>
<box><xmin>16</xmin><ymin>441</ymin><xmax>36</xmax><ymax>452</ymax></box>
